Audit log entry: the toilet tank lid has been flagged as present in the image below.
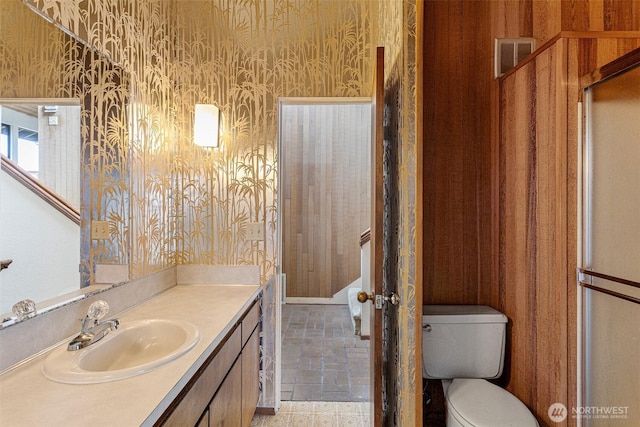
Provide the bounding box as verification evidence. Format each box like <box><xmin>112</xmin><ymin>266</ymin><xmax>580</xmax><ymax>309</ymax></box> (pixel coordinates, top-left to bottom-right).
<box><xmin>422</xmin><ymin>305</ymin><xmax>507</xmax><ymax>323</ymax></box>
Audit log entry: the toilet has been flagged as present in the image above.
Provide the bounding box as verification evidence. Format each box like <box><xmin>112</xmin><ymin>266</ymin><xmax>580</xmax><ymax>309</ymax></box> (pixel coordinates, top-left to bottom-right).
<box><xmin>422</xmin><ymin>305</ymin><xmax>539</xmax><ymax>427</ymax></box>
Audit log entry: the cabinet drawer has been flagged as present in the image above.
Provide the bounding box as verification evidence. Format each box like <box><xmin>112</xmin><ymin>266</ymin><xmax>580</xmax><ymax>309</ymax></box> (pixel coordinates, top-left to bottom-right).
<box><xmin>161</xmin><ymin>326</ymin><xmax>242</xmax><ymax>426</ymax></box>
<box><xmin>241</xmin><ymin>300</ymin><xmax>260</xmax><ymax>347</ymax></box>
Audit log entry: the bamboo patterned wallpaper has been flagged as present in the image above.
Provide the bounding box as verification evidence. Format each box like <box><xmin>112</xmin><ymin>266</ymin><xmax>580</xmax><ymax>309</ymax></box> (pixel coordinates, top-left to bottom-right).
<box><xmin>172</xmin><ymin>0</ymin><xmax>374</xmax><ymax>277</ymax></box>
<box><xmin>14</xmin><ymin>0</ymin><xmax>378</xmax><ymax>283</ymax></box>
<box><xmin>2</xmin><ymin>0</ymin><xmax>418</xmax><ymax>421</ymax></box>
<box><xmin>0</xmin><ymin>0</ymin><xmax>132</xmax><ymax>285</ymax></box>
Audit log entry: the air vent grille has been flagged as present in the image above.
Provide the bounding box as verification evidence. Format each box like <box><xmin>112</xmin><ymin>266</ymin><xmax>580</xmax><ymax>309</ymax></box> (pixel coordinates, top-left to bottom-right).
<box><xmin>494</xmin><ymin>38</ymin><xmax>536</xmax><ymax>78</ymax></box>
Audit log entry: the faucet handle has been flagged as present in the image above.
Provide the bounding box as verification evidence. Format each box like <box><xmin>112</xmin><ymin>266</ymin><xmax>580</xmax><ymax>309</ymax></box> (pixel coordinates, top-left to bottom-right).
<box><xmin>87</xmin><ymin>300</ymin><xmax>110</xmax><ymax>321</ymax></box>
<box><xmin>12</xmin><ymin>299</ymin><xmax>36</xmax><ymax>321</ymax></box>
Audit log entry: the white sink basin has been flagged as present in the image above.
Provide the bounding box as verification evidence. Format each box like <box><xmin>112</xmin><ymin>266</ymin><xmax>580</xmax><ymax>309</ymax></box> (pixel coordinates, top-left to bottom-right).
<box><xmin>42</xmin><ymin>319</ymin><xmax>201</xmax><ymax>384</ymax></box>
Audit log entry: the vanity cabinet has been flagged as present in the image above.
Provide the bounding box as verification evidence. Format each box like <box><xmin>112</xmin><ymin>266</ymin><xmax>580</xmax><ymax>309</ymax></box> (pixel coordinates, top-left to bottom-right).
<box><xmin>158</xmin><ymin>297</ymin><xmax>261</xmax><ymax>427</ymax></box>
<box><xmin>210</xmin><ymin>298</ymin><xmax>260</xmax><ymax>427</ymax></box>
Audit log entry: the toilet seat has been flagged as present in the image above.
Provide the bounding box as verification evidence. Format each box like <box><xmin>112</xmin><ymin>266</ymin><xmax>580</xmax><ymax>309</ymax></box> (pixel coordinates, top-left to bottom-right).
<box><xmin>445</xmin><ymin>379</ymin><xmax>539</xmax><ymax>427</ymax></box>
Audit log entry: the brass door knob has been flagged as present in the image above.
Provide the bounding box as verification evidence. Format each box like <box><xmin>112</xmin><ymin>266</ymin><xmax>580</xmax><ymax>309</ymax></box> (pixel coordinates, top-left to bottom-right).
<box><xmin>357</xmin><ymin>291</ymin><xmax>374</xmax><ymax>304</ymax></box>
<box><xmin>387</xmin><ymin>293</ymin><xmax>400</xmax><ymax>305</ymax></box>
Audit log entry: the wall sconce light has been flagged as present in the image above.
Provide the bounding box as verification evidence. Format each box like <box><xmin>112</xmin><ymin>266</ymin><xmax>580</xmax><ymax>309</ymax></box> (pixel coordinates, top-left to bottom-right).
<box><xmin>194</xmin><ymin>104</ymin><xmax>221</xmax><ymax>148</ymax></box>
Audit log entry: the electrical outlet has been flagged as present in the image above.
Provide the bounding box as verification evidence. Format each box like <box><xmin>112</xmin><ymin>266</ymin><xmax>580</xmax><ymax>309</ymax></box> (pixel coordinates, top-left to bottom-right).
<box><xmin>246</xmin><ymin>222</ymin><xmax>265</xmax><ymax>241</ymax></box>
<box><xmin>91</xmin><ymin>221</ymin><xmax>110</xmax><ymax>240</ymax></box>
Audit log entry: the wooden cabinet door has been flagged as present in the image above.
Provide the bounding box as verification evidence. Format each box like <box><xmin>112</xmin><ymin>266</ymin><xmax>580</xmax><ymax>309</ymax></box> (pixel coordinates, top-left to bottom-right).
<box><xmin>195</xmin><ymin>409</ymin><xmax>208</xmax><ymax>427</ymax></box>
<box><xmin>209</xmin><ymin>357</ymin><xmax>242</xmax><ymax>427</ymax></box>
<box><xmin>241</xmin><ymin>328</ymin><xmax>260</xmax><ymax>427</ymax></box>
<box><xmin>161</xmin><ymin>328</ymin><xmax>241</xmax><ymax>427</ymax></box>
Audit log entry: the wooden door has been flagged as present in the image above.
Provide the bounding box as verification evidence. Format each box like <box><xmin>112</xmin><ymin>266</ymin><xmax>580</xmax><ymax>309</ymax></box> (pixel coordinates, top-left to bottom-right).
<box><xmin>358</xmin><ymin>44</ymin><xmax>420</xmax><ymax>425</ymax></box>
<box><xmin>371</xmin><ymin>45</ymin><xmax>384</xmax><ymax>427</ymax></box>
<box><xmin>362</xmin><ymin>45</ymin><xmax>387</xmax><ymax>427</ymax></box>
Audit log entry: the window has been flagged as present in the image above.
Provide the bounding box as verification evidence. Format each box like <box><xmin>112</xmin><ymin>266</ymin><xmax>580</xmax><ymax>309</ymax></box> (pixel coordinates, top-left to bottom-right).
<box><xmin>1</xmin><ymin>123</ymin><xmax>9</xmax><ymax>157</ymax></box>
<box><xmin>17</xmin><ymin>127</ymin><xmax>39</xmax><ymax>178</ymax></box>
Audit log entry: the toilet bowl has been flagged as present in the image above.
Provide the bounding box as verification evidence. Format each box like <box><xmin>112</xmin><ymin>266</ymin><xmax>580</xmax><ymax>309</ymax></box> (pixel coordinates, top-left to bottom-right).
<box><xmin>442</xmin><ymin>379</ymin><xmax>538</xmax><ymax>427</ymax></box>
<box><xmin>422</xmin><ymin>305</ymin><xmax>539</xmax><ymax>427</ymax></box>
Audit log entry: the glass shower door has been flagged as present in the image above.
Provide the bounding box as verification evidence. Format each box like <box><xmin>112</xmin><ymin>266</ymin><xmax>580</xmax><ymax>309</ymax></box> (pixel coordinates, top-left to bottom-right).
<box><xmin>581</xmin><ymin>58</ymin><xmax>640</xmax><ymax>426</ymax></box>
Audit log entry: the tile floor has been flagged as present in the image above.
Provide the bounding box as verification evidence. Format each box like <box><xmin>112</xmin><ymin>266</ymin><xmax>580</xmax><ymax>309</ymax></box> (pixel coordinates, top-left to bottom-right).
<box><xmin>251</xmin><ymin>401</ymin><xmax>371</xmax><ymax>427</ymax></box>
<box><xmin>280</xmin><ymin>304</ymin><xmax>370</xmax><ymax>402</ymax></box>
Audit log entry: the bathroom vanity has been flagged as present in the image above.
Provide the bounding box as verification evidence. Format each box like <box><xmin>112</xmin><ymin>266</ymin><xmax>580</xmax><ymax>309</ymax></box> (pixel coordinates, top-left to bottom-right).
<box><xmin>159</xmin><ymin>288</ymin><xmax>261</xmax><ymax>426</ymax></box>
<box><xmin>0</xmin><ymin>284</ymin><xmax>261</xmax><ymax>427</ymax></box>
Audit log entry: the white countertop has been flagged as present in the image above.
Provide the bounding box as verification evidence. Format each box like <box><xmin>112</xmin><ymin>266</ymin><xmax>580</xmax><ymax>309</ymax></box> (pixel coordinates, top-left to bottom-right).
<box><xmin>0</xmin><ymin>284</ymin><xmax>261</xmax><ymax>427</ymax></box>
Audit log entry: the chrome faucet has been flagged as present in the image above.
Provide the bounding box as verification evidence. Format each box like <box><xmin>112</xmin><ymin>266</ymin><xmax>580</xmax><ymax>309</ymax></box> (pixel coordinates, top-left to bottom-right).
<box><xmin>68</xmin><ymin>300</ymin><xmax>119</xmax><ymax>351</ymax></box>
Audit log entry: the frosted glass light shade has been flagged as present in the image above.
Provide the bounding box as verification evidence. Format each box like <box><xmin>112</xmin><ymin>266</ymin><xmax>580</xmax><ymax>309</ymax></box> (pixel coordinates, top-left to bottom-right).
<box><xmin>194</xmin><ymin>104</ymin><xmax>220</xmax><ymax>147</ymax></box>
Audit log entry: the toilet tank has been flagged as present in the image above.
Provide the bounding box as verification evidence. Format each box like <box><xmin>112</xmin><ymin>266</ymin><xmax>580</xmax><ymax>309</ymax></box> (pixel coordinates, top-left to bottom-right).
<box><xmin>422</xmin><ymin>305</ymin><xmax>508</xmax><ymax>379</ymax></box>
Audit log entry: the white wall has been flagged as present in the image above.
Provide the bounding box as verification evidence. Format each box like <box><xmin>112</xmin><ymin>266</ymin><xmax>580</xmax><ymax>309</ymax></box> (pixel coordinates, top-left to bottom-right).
<box><xmin>0</xmin><ymin>169</ymin><xmax>79</xmax><ymax>314</ymax></box>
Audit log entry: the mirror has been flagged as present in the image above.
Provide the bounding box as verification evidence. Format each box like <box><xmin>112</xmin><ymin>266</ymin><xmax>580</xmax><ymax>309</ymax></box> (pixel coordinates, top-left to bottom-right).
<box><xmin>0</xmin><ymin>0</ymin><xmax>130</xmax><ymax>326</ymax></box>
<box><xmin>0</xmin><ymin>99</ymin><xmax>81</xmax><ymax>317</ymax></box>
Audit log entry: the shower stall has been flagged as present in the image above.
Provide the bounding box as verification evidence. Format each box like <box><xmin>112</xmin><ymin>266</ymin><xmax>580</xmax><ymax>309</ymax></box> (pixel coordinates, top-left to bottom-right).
<box><xmin>580</xmin><ymin>49</ymin><xmax>640</xmax><ymax>426</ymax></box>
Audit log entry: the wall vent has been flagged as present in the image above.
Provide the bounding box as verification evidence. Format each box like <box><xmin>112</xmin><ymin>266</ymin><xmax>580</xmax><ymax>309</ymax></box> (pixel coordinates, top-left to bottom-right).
<box><xmin>494</xmin><ymin>38</ymin><xmax>536</xmax><ymax>78</ymax></box>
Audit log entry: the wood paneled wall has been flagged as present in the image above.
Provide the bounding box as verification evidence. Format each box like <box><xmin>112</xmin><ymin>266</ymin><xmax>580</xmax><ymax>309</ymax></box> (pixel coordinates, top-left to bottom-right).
<box><xmin>498</xmin><ymin>39</ymin><xmax>570</xmax><ymax>422</ymax></box>
<box><xmin>422</xmin><ymin>0</ymin><xmax>640</xmax><ymax>425</ymax></box>
<box><xmin>498</xmin><ymin>34</ymin><xmax>640</xmax><ymax>425</ymax></box>
<box><xmin>491</xmin><ymin>0</ymin><xmax>640</xmax><ymax>41</ymax></box>
<box><xmin>422</xmin><ymin>0</ymin><xmax>494</xmax><ymax>304</ymax></box>
<box><xmin>281</xmin><ymin>102</ymin><xmax>370</xmax><ymax>298</ymax></box>
<box><xmin>421</xmin><ymin>1</ymin><xmax>640</xmax><ymax>304</ymax></box>
<box><xmin>39</xmin><ymin>105</ymin><xmax>80</xmax><ymax>208</ymax></box>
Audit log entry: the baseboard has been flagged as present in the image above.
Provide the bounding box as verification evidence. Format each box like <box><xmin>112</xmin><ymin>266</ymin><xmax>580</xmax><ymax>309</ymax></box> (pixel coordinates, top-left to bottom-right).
<box><xmin>360</xmin><ymin>335</ymin><xmax>370</xmax><ymax>340</ymax></box>
<box><xmin>284</xmin><ymin>297</ymin><xmax>346</xmax><ymax>305</ymax></box>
